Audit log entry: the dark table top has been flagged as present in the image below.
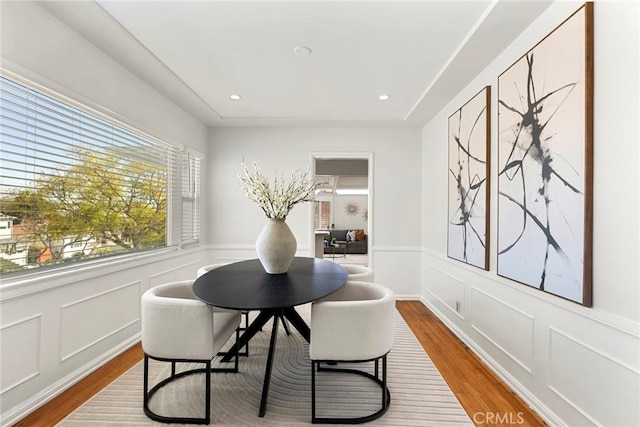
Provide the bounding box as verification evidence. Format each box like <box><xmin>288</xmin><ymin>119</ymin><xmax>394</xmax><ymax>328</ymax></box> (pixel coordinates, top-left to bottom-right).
<box><xmin>192</xmin><ymin>257</ymin><xmax>348</xmax><ymax>310</ymax></box>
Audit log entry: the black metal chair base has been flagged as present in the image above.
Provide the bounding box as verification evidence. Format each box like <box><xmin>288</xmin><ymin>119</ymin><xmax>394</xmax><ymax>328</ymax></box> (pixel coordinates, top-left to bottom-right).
<box><xmin>143</xmin><ymin>328</ymin><xmax>240</xmax><ymax>424</ymax></box>
<box><xmin>219</xmin><ymin>312</ymin><xmax>250</xmax><ymax>357</ymax></box>
<box><xmin>311</xmin><ymin>354</ymin><xmax>391</xmax><ymax>424</ymax></box>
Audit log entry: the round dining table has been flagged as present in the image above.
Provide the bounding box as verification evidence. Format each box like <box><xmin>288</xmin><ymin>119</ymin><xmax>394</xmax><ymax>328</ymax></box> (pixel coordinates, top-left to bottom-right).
<box><xmin>192</xmin><ymin>257</ymin><xmax>347</xmax><ymax>417</ymax></box>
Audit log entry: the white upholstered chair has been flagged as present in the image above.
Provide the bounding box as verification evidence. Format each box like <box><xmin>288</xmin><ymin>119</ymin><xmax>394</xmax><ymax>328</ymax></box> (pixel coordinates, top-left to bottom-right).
<box><xmin>341</xmin><ymin>264</ymin><xmax>375</xmax><ymax>282</ymax></box>
<box><xmin>198</xmin><ymin>263</ymin><xmax>251</xmax><ymax>356</ymax></box>
<box><xmin>141</xmin><ymin>280</ymin><xmax>241</xmax><ymax>424</ymax></box>
<box><xmin>310</xmin><ymin>280</ymin><xmax>395</xmax><ymax>423</ymax></box>
<box><xmin>196</xmin><ymin>263</ymin><xmax>229</xmax><ymax>278</ymax></box>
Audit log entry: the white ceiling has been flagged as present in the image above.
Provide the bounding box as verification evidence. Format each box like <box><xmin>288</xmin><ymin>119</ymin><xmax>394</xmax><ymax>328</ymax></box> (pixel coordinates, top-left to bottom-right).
<box><xmin>316</xmin><ymin>175</ymin><xmax>368</xmax><ymax>195</ymax></box>
<box><xmin>316</xmin><ymin>159</ymin><xmax>368</xmax><ymax>193</ymax></box>
<box><xmin>37</xmin><ymin>1</ymin><xmax>553</xmax><ymax>128</ymax></box>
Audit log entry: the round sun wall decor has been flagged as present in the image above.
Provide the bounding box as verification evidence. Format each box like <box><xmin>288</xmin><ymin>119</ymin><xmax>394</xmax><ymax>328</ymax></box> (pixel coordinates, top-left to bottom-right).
<box><xmin>345</xmin><ymin>202</ymin><xmax>359</xmax><ymax>216</ymax></box>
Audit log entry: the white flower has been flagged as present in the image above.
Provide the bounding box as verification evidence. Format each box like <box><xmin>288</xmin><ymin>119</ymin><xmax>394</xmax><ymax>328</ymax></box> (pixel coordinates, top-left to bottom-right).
<box><xmin>238</xmin><ymin>161</ymin><xmax>319</xmax><ymax>219</ymax></box>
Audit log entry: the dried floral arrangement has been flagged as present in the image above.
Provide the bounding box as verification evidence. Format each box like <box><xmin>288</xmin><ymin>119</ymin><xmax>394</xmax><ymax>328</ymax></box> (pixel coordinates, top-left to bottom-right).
<box><xmin>238</xmin><ymin>161</ymin><xmax>319</xmax><ymax>219</ymax></box>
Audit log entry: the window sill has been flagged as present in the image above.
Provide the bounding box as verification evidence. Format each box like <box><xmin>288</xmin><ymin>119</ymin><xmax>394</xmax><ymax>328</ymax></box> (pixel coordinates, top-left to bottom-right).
<box><xmin>0</xmin><ymin>245</ymin><xmax>201</xmax><ymax>302</ymax></box>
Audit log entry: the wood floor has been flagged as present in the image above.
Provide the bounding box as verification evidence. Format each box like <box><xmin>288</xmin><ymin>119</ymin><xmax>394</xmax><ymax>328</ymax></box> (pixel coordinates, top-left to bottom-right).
<box><xmin>396</xmin><ymin>301</ymin><xmax>546</xmax><ymax>427</ymax></box>
<box><xmin>15</xmin><ymin>300</ymin><xmax>546</xmax><ymax>427</ymax></box>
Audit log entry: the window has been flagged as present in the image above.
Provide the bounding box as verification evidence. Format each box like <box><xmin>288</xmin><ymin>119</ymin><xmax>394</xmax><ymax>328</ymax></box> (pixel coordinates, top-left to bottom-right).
<box><xmin>0</xmin><ymin>75</ymin><xmax>200</xmax><ymax>275</ymax></box>
<box><xmin>314</xmin><ymin>200</ymin><xmax>331</xmax><ymax>230</ymax></box>
<box><xmin>180</xmin><ymin>151</ymin><xmax>201</xmax><ymax>243</ymax></box>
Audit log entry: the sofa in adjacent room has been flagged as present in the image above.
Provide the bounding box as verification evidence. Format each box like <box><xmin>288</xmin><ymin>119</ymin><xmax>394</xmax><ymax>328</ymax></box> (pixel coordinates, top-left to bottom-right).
<box><xmin>323</xmin><ymin>229</ymin><xmax>368</xmax><ymax>254</ymax></box>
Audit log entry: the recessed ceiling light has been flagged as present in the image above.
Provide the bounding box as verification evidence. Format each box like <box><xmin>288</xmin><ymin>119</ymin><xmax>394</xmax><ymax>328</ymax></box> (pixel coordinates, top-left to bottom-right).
<box><xmin>293</xmin><ymin>46</ymin><xmax>312</xmax><ymax>56</ymax></box>
<box><xmin>230</xmin><ymin>94</ymin><xmax>241</xmax><ymax>101</ymax></box>
<box><xmin>378</xmin><ymin>94</ymin><xmax>390</xmax><ymax>101</ymax></box>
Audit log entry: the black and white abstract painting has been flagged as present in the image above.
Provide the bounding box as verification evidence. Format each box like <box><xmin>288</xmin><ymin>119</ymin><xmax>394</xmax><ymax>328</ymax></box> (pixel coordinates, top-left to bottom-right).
<box><xmin>448</xmin><ymin>86</ymin><xmax>490</xmax><ymax>270</ymax></box>
<box><xmin>497</xmin><ymin>4</ymin><xmax>593</xmax><ymax>306</ymax></box>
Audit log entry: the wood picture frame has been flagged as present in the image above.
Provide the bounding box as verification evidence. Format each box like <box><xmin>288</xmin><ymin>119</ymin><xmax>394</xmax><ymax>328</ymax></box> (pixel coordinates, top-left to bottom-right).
<box><xmin>447</xmin><ymin>86</ymin><xmax>491</xmax><ymax>270</ymax></box>
<box><xmin>496</xmin><ymin>3</ymin><xmax>593</xmax><ymax>306</ymax></box>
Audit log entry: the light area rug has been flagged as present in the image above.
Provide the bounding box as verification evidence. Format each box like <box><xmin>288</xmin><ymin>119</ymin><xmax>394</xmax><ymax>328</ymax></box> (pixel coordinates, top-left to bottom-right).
<box><xmin>59</xmin><ymin>305</ymin><xmax>472</xmax><ymax>426</ymax></box>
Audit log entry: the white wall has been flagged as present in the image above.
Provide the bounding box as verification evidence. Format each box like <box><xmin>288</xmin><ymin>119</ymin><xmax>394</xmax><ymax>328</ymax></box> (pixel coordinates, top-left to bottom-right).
<box><xmin>0</xmin><ymin>2</ymin><xmax>208</xmax><ymax>424</ymax></box>
<box><xmin>207</xmin><ymin>127</ymin><xmax>422</xmax><ymax>298</ymax></box>
<box><xmin>421</xmin><ymin>1</ymin><xmax>639</xmax><ymax>426</ymax></box>
<box><xmin>332</xmin><ymin>195</ymin><xmax>369</xmax><ymax>232</ymax></box>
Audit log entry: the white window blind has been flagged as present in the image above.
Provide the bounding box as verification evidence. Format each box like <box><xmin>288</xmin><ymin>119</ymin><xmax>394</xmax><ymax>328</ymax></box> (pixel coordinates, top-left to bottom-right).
<box><xmin>181</xmin><ymin>151</ymin><xmax>201</xmax><ymax>243</ymax></box>
<box><xmin>314</xmin><ymin>200</ymin><xmax>331</xmax><ymax>230</ymax></box>
<box><xmin>0</xmin><ymin>75</ymin><xmax>197</xmax><ymax>275</ymax></box>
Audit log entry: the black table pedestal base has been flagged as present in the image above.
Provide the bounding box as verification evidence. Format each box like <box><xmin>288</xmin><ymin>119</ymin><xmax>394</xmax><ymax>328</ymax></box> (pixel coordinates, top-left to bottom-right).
<box><xmin>220</xmin><ymin>307</ymin><xmax>311</xmax><ymax>417</ymax></box>
<box><xmin>193</xmin><ymin>258</ymin><xmax>347</xmax><ymax>419</ymax></box>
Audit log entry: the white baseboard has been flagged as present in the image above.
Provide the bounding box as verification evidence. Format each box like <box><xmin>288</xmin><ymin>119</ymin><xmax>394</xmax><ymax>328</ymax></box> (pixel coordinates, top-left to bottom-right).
<box><xmin>418</xmin><ymin>296</ymin><xmax>562</xmax><ymax>427</ymax></box>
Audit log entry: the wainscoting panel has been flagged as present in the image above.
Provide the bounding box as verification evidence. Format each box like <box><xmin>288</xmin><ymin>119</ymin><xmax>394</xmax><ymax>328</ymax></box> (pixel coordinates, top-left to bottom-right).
<box><xmin>148</xmin><ymin>257</ymin><xmax>205</xmax><ymax>287</ymax></box>
<box><xmin>0</xmin><ymin>314</ymin><xmax>41</xmax><ymax>395</ymax></box>
<box><xmin>59</xmin><ymin>282</ymin><xmax>140</xmax><ymax>362</ymax></box>
<box><xmin>549</xmin><ymin>327</ymin><xmax>640</xmax><ymax>426</ymax></box>
<box><xmin>205</xmin><ymin>244</ymin><xmax>269</xmax><ymax>267</ymax></box>
<box><xmin>205</xmin><ymin>244</ymin><xmax>311</xmax><ymax>267</ymax></box>
<box><xmin>421</xmin><ymin>249</ymin><xmax>640</xmax><ymax>426</ymax></box>
<box><xmin>368</xmin><ymin>246</ymin><xmax>421</xmax><ymax>298</ymax></box>
<box><xmin>471</xmin><ymin>287</ymin><xmax>534</xmax><ymax>373</ymax></box>
<box><xmin>423</xmin><ymin>258</ymin><xmax>466</xmax><ymax>319</ymax></box>
<box><xmin>0</xmin><ymin>247</ymin><xmax>203</xmax><ymax>426</ymax></box>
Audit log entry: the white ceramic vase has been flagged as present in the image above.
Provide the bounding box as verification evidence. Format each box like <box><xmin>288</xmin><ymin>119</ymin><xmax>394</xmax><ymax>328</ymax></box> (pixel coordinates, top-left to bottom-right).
<box><xmin>255</xmin><ymin>218</ymin><xmax>297</xmax><ymax>274</ymax></box>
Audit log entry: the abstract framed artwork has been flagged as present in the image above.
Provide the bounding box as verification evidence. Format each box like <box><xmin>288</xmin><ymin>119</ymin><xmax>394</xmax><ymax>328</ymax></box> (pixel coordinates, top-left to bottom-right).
<box><xmin>447</xmin><ymin>86</ymin><xmax>491</xmax><ymax>270</ymax></box>
<box><xmin>497</xmin><ymin>3</ymin><xmax>593</xmax><ymax>306</ymax></box>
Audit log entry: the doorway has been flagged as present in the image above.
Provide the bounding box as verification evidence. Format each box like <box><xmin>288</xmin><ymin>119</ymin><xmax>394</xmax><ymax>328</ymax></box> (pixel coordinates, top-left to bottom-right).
<box><xmin>310</xmin><ymin>153</ymin><xmax>373</xmax><ymax>267</ymax></box>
